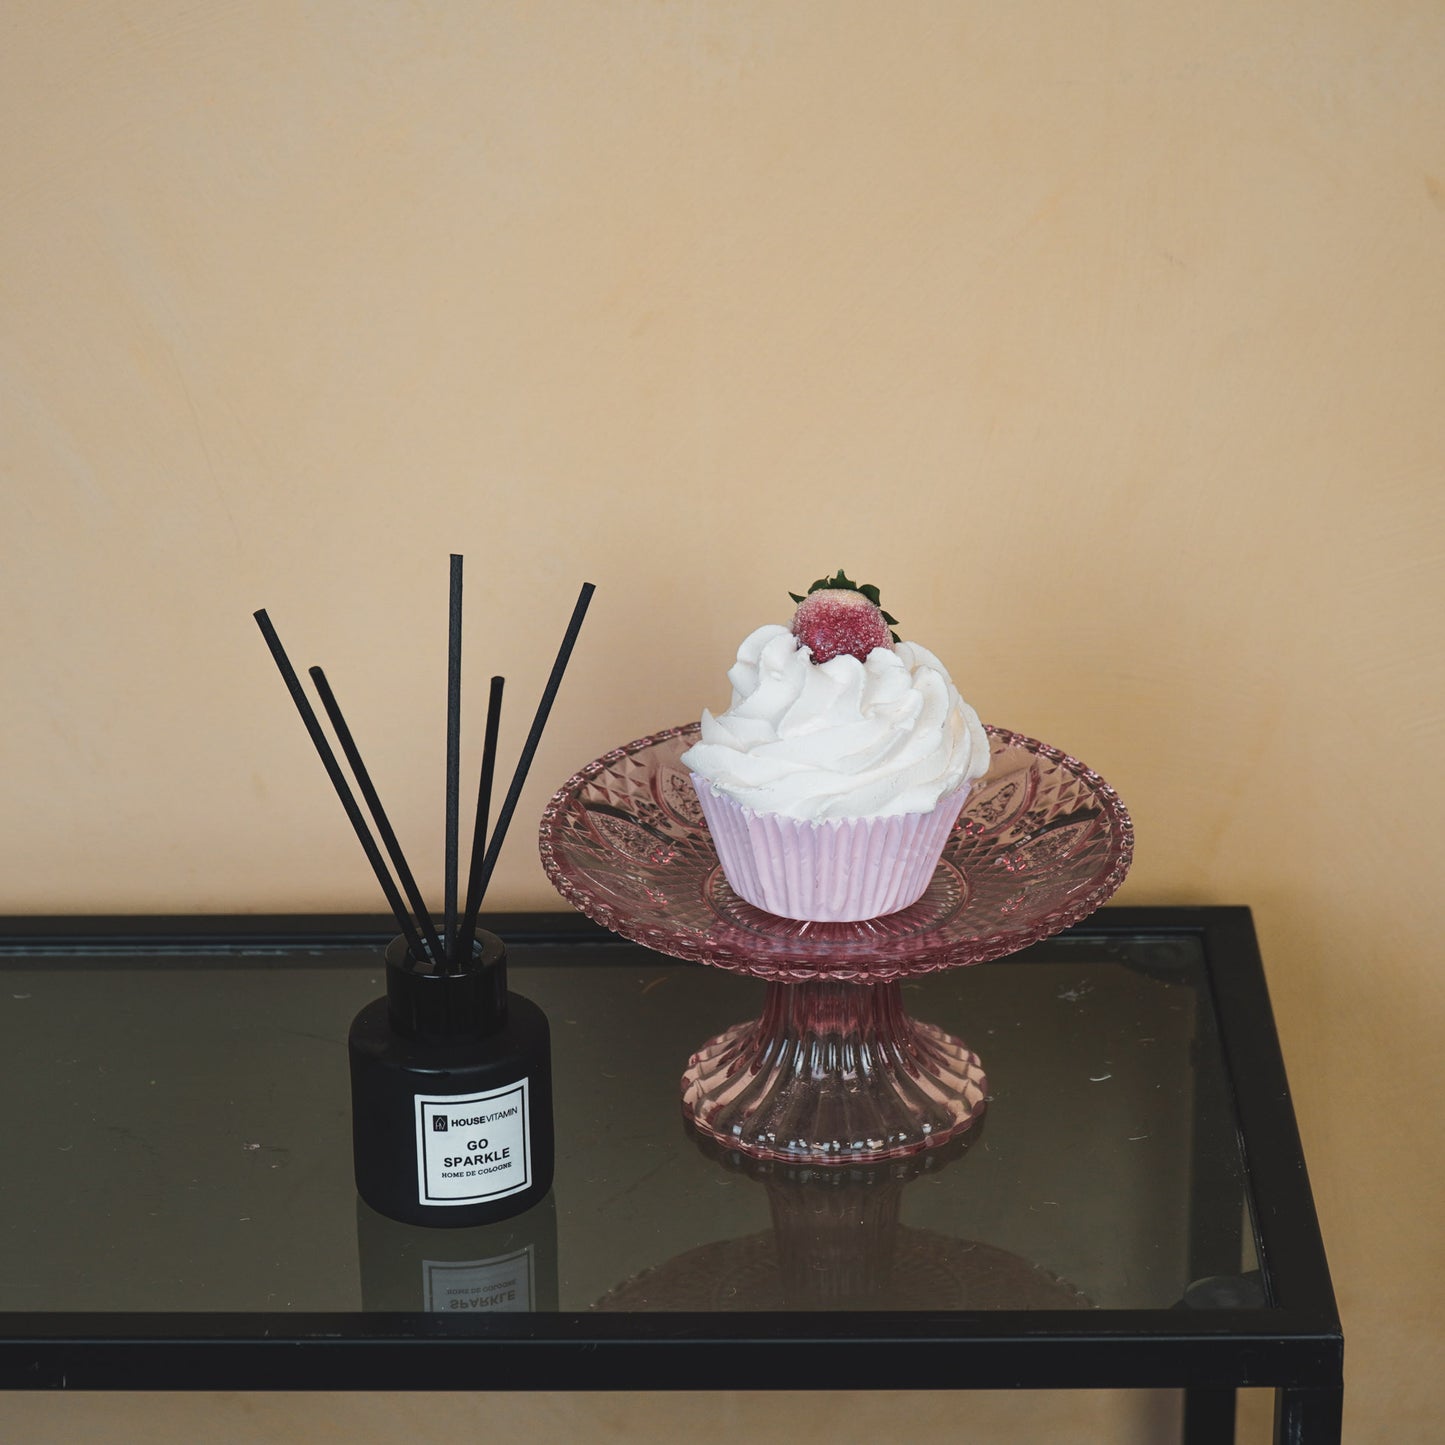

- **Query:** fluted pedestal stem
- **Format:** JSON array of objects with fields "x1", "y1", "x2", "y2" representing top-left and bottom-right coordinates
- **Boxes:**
[{"x1": 681, "y1": 977, "x2": 987, "y2": 1164}]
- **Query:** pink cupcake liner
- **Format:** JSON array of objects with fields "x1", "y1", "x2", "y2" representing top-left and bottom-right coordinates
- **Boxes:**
[{"x1": 690, "y1": 775, "x2": 972, "y2": 923}]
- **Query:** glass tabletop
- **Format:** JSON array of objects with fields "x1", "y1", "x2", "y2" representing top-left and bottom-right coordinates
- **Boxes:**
[{"x1": 0, "y1": 920, "x2": 1256, "y2": 1318}]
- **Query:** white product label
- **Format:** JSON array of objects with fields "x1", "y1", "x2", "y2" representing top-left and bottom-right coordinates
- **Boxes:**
[
  {"x1": 421, "y1": 1246, "x2": 534, "y2": 1314},
  {"x1": 414, "y1": 1079, "x2": 531, "y2": 1206}
]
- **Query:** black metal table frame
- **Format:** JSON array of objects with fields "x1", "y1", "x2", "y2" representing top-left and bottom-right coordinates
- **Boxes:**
[{"x1": 0, "y1": 907, "x2": 1342, "y2": 1444}]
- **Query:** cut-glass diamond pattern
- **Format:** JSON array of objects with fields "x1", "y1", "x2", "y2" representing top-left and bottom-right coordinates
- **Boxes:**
[{"x1": 540, "y1": 723, "x2": 1133, "y2": 983}]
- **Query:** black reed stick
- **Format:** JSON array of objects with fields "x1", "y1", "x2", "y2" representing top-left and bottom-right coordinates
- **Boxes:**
[
  {"x1": 253, "y1": 610, "x2": 430, "y2": 963},
  {"x1": 470, "y1": 582, "x2": 595, "y2": 911},
  {"x1": 309, "y1": 665, "x2": 443, "y2": 965},
  {"x1": 454, "y1": 674, "x2": 505, "y2": 969},
  {"x1": 444, "y1": 554, "x2": 463, "y2": 962}
]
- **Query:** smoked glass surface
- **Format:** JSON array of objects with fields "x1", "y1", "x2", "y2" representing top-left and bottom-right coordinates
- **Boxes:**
[{"x1": 0, "y1": 929, "x2": 1256, "y2": 1315}]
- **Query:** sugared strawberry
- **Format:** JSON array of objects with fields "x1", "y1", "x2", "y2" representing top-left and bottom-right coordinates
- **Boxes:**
[{"x1": 791, "y1": 587, "x2": 893, "y2": 664}]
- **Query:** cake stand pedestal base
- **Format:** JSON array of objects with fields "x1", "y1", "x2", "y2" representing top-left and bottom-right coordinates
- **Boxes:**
[{"x1": 681, "y1": 977, "x2": 988, "y2": 1165}]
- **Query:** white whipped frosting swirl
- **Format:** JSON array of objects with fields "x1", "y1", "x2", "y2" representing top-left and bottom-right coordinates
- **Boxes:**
[{"x1": 680, "y1": 624, "x2": 990, "y2": 822}]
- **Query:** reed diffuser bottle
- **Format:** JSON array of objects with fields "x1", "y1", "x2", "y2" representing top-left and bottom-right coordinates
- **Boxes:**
[
  {"x1": 256, "y1": 558, "x2": 592, "y2": 1229},
  {"x1": 348, "y1": 932, "x2": 553, "y2": 1227}
]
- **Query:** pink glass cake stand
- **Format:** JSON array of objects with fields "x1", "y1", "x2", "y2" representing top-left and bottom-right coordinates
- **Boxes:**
[{"x1": 539, "y1": 723, "x2": 1132, "y2": 1166}]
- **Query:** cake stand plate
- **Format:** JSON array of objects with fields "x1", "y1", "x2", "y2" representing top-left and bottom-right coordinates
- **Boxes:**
[{"x1": 540, "y1": 723, "x2": 1132, "y2": 1164}]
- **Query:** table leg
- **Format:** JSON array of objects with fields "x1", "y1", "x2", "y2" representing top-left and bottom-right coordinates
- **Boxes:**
[
  {"x1": 1183, "y1": 1387, "x2": 1235, "y2": 1444},
  {"x1": 1273, "y1": 1386, "x2": 1343, "y2": 1445},
  {"x1": 1181, "y1": 971, "x2": 1243, "y2": 1445}
]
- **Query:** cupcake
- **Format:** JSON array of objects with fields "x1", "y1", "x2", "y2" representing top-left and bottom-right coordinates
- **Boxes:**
[{"x1": 680, "y1": 571, "x2": 990, "y2": 922}]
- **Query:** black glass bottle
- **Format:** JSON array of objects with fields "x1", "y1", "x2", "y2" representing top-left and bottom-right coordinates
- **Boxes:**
[{"x1": 348, "y1": 931, "x2": 553, "y2": 1228}]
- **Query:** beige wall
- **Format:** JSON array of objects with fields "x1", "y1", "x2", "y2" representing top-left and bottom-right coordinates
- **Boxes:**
[{"x1": 3, "y1": 2, "x2": 1442, "y2": 1440}]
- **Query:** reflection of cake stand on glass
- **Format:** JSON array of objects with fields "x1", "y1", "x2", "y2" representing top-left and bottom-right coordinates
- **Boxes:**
[
  {"x1": 541, "y1": 723, "x2": 1132, "y2": 1166},
  {"x1": 594, "y1": 1134, "x2": 1093, "y2": 1313}
]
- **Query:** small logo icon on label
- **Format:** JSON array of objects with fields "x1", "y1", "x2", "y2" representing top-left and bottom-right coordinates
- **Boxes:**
[{"x1": 432, "y1": 1115, "x2": 449, "y2": 1132}]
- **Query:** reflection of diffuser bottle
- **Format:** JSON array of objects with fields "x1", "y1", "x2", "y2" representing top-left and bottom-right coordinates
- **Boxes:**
[
  {"x1": 349, "y1": 932, "x2": 553, "y2": 1228},
  {"x1": 356, "y1": 1192, "x2": 559, "y2": 1313}
]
